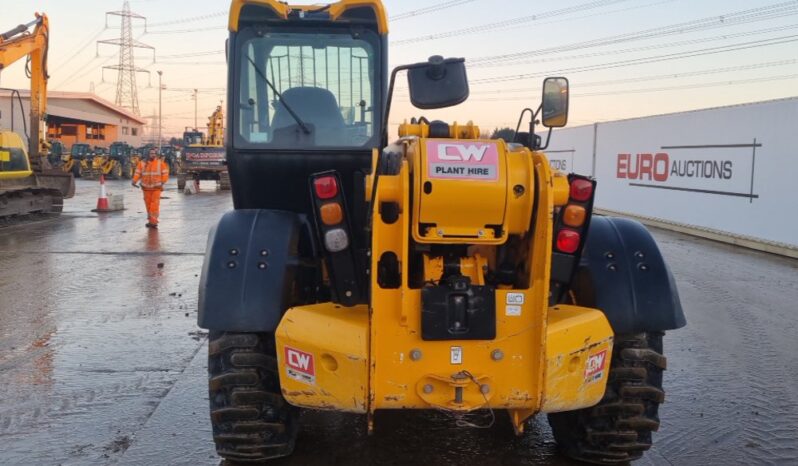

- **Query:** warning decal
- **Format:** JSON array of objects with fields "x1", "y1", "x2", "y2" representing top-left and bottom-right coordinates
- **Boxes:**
[
  {"x1": 584, "y1": 350, "x2": 608, "y2": 383},
  {"x1": 426, "y1": 141, "x2": 499, "y2": 181},
  {"x1": 284, "y1": 346, "x2": 316, "y2": 385}
]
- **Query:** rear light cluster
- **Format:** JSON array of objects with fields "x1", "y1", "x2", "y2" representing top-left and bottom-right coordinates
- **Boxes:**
[
  {"x1": 554, "y1": 175, "x2": 596, "y2": 255},
  {"x1": 312, "y1": 175, "x2": 348, "y2": 252},
  {"x1": 309, "y1": 171, "x2": 362, "y2": 307}
]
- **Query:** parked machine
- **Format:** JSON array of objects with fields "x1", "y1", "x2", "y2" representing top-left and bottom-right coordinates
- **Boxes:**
[
  {"x1": 47, "y1": 140, "x2": 66, "y2": 167},
  {"x1": 176, "y1": 105, "x2": 228, "y2": 191},
  {"x1": 197, "y1": 1, "x2": 686, "y2": 464},
  {"x1": 159, "y1": 145, "x2": 177, "y2": 175},
  {"x1": 0, "y1": 13, "x2": 74, "y2": 217},
  {"x1": 62, "y1": 143, "x2": 93, "y2": 177},
  {"x1": 84, "y1": 141, "x2": 133, "y2": 179}
]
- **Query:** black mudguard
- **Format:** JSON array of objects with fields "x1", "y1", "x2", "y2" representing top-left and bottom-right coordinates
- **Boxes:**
[
  {"x1": 198, "y1": 209, "x2": 302, "y2": 332},
  {"x1": 573, "y1": 216, "x2": 686, "y2": 334}
]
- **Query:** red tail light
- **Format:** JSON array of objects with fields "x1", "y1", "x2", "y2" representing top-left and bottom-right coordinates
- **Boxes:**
[
  {"x1": 314, "y1": 176, "x2": 338, "y2": 199},
  {"x1": 570, "y1": 179, "x2": 593, "y2": 202},
  {"x1": 556, "y1": 229, "x2": 581, "y2": 254}
]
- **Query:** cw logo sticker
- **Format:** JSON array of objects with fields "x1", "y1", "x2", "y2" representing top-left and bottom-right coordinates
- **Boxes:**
[
  {"x1": 437, "y1": 143, "x2": 490, "y2": 162},
  {"x1": 284, "y1": 346, "x2": 316, "y2": 385}
]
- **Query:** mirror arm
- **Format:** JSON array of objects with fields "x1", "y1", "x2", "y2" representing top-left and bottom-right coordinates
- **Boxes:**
[
  {"x1": 381, "y1": 64, "x2": 411, "y2": 148},
  {"x1": 538, "y1": 127, "x2": 553, "y2": 151},
  {"x1": 373, "y1": 64, "x2": 412, "y2": 234},
  {"x1": 514, "y1": 108, "x2": 534, "y2": 136},
  {"x1": 514, "y1": 107, "x2": 534, "y2": 149}
]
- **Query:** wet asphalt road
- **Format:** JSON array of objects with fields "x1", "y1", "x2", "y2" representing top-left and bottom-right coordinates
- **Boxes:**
[{"x1": 1, "y1": 178, "x2": 797, "y2": 465}]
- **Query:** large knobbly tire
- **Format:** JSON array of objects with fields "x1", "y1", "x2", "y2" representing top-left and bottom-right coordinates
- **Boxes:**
[
  {"x1": 208, "y1": 331, "x2": 299, "y2": 462},
  {"x1": 548, "y1": 332, "x2": 666, "y2": 464}
]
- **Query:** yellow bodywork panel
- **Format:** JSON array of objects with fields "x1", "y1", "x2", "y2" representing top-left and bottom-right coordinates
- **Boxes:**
[
  {"x1": 399, "y1": 121, "x2": 480, "y2": 139},
  {"x1": 273, "y1": 134, "x2": 611, "y2": 426},
  {"x1": 541, "y1": 305, "x2": 613, "y2": 413},
  {"x1": 229, "y1": 0, "x2": 388, "y2": 34},
  {"x1": 411, "y1": 138, "x2": 535, "y2": 244},
  {"x1": 0, "y1": 131, "x2": 32, "y2": 179},
  {"x1": 275, "y1": 303, "x2": 369, "y2": 413},
  {"x1": 367, "y1": 147, "x2": 551, "y2": 413}
]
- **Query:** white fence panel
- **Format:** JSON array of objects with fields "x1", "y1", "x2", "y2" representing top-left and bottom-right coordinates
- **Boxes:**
[
  {"x1": 543, "y1": 125, "x2": 595, "y2": 175},
  {"x1": 552, "y1": 98, "x2": 798, "y2": 249}
]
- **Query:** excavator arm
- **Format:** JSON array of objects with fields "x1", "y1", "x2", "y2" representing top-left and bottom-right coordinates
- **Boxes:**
[
  {"x1": 0, "y1": 13, "x2": 49, "y2": 163},
  {"x1": 206, "y1": 105, "x2": 224, "y2": 147}
]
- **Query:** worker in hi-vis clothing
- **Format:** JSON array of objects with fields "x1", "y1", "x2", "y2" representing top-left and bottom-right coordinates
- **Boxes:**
[{"x1": 132, "y1": 147, "x2": 170, "y2": 229}]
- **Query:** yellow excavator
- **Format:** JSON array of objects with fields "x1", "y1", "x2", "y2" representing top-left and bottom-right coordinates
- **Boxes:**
[
  {"x1": 0, "y1": 13, "x2": 74, "y2": 217},
  {"x1": 176, "y1": 105, "x2": 229, "y2": 191}
]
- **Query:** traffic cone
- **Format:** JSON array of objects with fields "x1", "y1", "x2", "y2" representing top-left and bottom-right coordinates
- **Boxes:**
[
  {"x1": 92, "y1": 174, "x2": 125, "y2": 213},
  {"x1": 96, "y1": 175, "x2": 110, "y2": 210}
]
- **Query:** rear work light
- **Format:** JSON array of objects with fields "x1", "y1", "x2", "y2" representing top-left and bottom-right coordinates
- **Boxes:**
[
  {"x1": 314, "y1": 176, "x2": 338, "y2": 199},
  {"x1": 324, "y1": 228, "x2": 349, "y2": 252},
  {"x1": 556, "y1": 229, "x2": 581, "y2": 254},
  {"x1": 570, "y1": 178, "x2": 593, "y2": 202},
  {"x1": 320, "y1": 202, "x2": 343, "y2": 225}
]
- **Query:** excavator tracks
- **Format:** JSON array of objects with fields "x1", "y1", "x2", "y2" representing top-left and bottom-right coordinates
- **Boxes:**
[{"x1": 0, "y1": 188, "x2": 63, "y2": 221}]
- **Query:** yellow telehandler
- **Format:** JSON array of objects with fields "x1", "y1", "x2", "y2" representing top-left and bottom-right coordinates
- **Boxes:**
[{"x1": 198, "y1": 1, "x2": 685, "y2": 463}]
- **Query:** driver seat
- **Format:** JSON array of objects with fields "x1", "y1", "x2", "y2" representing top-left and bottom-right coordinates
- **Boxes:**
[{"x1": 271, "y1": 87, "x2": 345, "y2": 136}]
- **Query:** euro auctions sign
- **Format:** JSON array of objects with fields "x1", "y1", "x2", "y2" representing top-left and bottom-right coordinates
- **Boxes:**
[
  {"x1": 616, "y1": 142, "x2": 759, "y2": 200},
  {"x1": 547, "y1": 98, "x2": 798, "y2": 249}
]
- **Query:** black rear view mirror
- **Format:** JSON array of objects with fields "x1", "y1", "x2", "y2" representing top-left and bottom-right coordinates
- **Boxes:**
[
  {"x1": 382, "y1": 56, "x2": 470, "y2": 146},
  {"x1": 541, "y1": 77, "x2": 569, "y2": 128},
  {"x1": 406, "y1": 56, "x2": 469, "y2": 110}
]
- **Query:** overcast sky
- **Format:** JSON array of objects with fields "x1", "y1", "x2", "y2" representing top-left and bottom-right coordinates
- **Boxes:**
[{"x1": 1, "y1": 0, "x2": 797, "y2": 138}]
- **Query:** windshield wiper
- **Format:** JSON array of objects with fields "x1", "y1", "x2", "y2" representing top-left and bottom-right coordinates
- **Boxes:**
[{"x1": 246, "y1": 56, "x2": 311, "y2": 135}]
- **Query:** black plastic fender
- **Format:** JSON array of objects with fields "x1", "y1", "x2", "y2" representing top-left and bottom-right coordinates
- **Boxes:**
[
  {"x1": 573, "y1": 216, "x2": 686, "y2": 334},
  {"x1": 198, "y1": 209, "x2": 302, "y2": 332}
]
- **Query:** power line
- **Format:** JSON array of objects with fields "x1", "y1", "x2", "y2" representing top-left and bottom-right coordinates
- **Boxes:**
[
  {"x1": 149, "y1": 61, "x2": 225, "y2": 66},
  {"x1": 144, "y1": 26, "x2": 226, "y2": 35},
  {"x1": 53, "y1": 31, "x2": 150, "y2": 90},
  {"x1": 466, "y1": 72, "x2": 798, "y2": 101},
  {"x1": 142, "y1": 0, "x2": 480, "y2": 35},
  {"x1": 469, "y1": 23, "x2": 798, "y2": 69},
  {"x1": 574, "y1": 73, "x2": 798, "y2": 98},
  {"x1": 391, "y1": 0, "x2": 478, "y2": 21},
  {"x1": 51, "y1": 27, "x2": 107, "y2": 71},
  {"x1": 401, "y1": 59, "x2": 798, "y2": 97},
  {"x1": 470, "y1": 34, "x2": 798, "y2": 84},
  {"x1": 157, "y1": 50, "x2": 224, "y2": 59},
  {"x1": 392, "y1": 0, "x2": 633, "y2": 45},
  {"x1": 146, "y1": 11, "x2": 226, "y2": 27},
  {"x1": 470, "y1": 1, "x2": 798, "y2": 66}
]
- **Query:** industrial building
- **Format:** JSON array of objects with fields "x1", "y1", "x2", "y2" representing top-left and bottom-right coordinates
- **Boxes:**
[{"x1": 0, "y1": 90, "x2": 146, "y2": 149}]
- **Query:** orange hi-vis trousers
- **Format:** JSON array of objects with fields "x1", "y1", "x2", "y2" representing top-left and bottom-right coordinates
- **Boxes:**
[{"x1": 142, "y1": 188, "x2": 162, "y2": 225}]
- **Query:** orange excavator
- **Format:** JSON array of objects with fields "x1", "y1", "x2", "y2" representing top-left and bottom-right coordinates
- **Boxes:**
[{"x1": 0, "y1": 13, "x2": 74, "y2": 217}]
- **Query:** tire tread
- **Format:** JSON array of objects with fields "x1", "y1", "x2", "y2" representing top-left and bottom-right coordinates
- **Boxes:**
[
  {"x1": 548, "y1": 332, "x2": 666, "y2": 464},
  {"x1": 208, "y1": 331, "x2": 298, "y2": 462}
]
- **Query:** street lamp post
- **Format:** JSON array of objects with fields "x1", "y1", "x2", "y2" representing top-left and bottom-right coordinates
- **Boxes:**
[
  {"x1": 193, "y1": 88, "x2": 198, "y2": 130},
  {"x1": 157, "y1": 70, "x2": 163, "y2": 154}
]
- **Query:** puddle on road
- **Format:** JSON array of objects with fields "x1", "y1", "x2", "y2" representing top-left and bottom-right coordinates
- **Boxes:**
[{"x1": 0, "y1": 179, "x2": 232, "y2": 464}]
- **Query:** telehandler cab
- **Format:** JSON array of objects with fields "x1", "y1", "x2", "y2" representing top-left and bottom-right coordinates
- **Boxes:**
[{"x1": 198, "y1": 1, "x2": 685, "y2": 463}]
